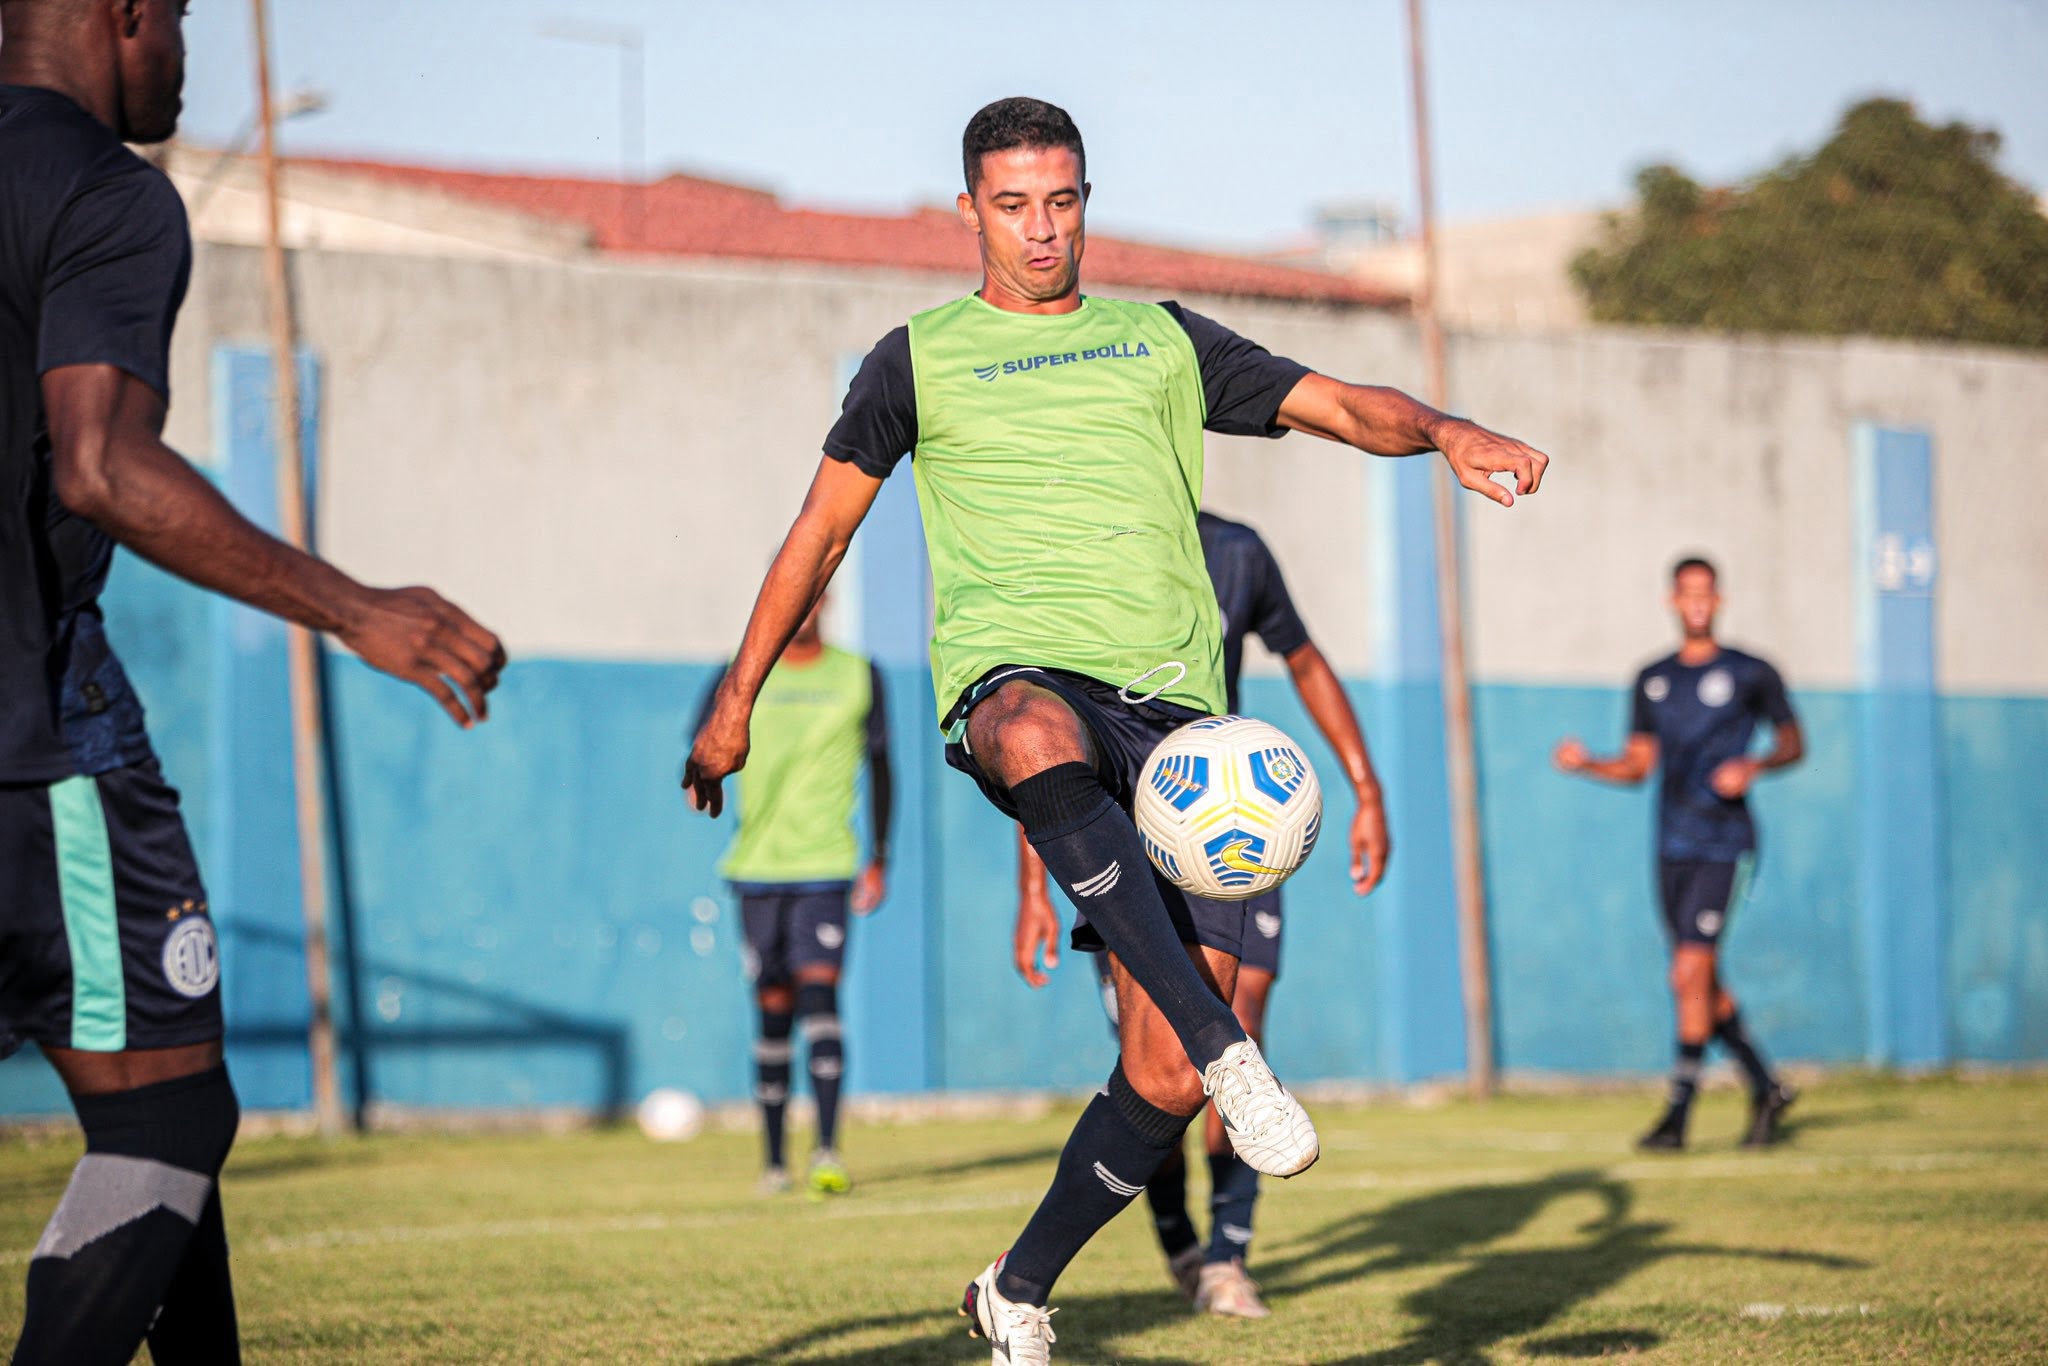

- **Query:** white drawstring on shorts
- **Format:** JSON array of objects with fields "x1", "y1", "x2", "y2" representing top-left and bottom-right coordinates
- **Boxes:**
[{"x1": 1119, "y1": 660, "x2": 1186, "y2": 705}]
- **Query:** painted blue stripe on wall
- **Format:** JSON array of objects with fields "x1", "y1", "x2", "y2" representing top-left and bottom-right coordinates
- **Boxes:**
[{"x1": 1853, "y1": 424, "x2": 1947, "y2": 1068}]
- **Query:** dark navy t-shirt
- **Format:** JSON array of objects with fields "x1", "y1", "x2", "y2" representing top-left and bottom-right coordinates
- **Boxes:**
[
  {"x1": 1198, "y1": 511, "x2": 1309, "y2": 713},
  {"x1": 1629, "y1": 647, "x2": 1797, "y2": 863},
  {"x1": 0, "y1": 85, "x2": 185, "y2": 781}
]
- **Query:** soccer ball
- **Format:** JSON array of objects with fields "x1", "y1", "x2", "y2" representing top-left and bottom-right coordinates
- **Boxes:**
[
  {"x1": 636, "y1": 1087, "x2": 705, "y2": 1142},
  {"x1": 1133, "y1": 715, "x2": 1323, "y2": 901}
]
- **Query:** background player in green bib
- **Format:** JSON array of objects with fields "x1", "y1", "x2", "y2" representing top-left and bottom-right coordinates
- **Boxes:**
[
  {"x1": 684, "y1": 97, "x2": 1550, "y2": 1364},
  {"x1": 693, "y1": 594, "x2": 891, "y2": 1197}
]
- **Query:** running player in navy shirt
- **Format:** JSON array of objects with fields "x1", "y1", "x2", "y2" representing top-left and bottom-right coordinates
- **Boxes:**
[
  {"x1": 1013, "y1": 510, "x2": 1390, "y2": 1317},
  {"x1": 2, "y1": 4, "x2": 503, "y2": 1360},
  {"x1": 1554, "y1": 558, "x2": 1802, "y2": 1151}
]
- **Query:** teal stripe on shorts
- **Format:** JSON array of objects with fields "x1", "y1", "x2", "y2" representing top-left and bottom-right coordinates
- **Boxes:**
[{"x1": 51, "y1": 776, "x2": 126, "y2": 1051}]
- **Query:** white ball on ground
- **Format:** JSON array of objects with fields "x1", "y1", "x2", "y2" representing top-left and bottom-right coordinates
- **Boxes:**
[
  {"x1": 1134, "y1": 715, "x2": 1323, "y2": 901},
  {"x1": 636, "y1": 1087, "x2": 705, "y2": 1142}
]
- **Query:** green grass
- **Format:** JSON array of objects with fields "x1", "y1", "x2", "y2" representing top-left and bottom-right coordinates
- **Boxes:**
[{"x1": 2, "y1": 1075, "x2": 2045, "y2": 1362}]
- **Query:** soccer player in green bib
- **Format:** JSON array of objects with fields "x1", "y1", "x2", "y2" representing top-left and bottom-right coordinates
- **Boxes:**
[
  {"x1": 693, "y1": 595, "x2": 891, "y2": 1198},
  {"x1": 685, "y1": 97, "x2": 1551, "y2": 1364}
]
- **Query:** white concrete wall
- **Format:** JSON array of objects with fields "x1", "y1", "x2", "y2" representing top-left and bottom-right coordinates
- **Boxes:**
[{"x1": 167, "y1": 245, "x2": 2048, "y2": 696}]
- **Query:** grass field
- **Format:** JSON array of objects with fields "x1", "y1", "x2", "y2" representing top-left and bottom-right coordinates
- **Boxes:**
[{"x1": 1, "y1": 1075, "x2": 2043, "y2": 1363}]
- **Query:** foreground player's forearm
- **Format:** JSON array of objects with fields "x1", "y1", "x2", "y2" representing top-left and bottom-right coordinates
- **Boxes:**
[
  {"x1": 713, "y1": 463, "x2": 879, "y2": 718},
  {"x1": 47, "y1": 378, "x2": 368, "y2": 633},
  {"x1": 1277, "y1": 373, "x2": 1455, "y2": 456}
]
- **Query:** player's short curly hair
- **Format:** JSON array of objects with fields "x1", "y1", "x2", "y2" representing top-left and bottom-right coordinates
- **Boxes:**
[
  {"x1": 1672, "y1": 556, "x2": 1718, "y2": 583},
  {"x1": 961, "y1": 97, "x2": 1086, "y2": 194}
]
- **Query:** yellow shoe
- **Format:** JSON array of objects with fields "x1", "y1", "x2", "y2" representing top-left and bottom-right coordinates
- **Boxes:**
[{"x1": 806, "y1": 1149, "x2": 851, "y2": 1199}]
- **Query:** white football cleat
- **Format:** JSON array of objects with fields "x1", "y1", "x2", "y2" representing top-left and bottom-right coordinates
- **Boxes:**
[
  {"x1": 1203, "y1": 1039, "x2": 1319, "y2": 1178},
  {"x1": 1195, "y1": 1259, "x2": 1271, "y2": 1319},
  {"x1": 961, "y1": 1255, "x2": 1058, "y2": 1366}
]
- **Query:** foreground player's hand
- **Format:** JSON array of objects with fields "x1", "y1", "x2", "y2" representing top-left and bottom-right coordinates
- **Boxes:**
[
  {"x1": 852, "y1": 862, "x2": 887, "y2": 915},
  {"x1": 1552, "y1": 738, "x2": 1589, "y2": 773},
  {"x1": 1350, "y1": 791, "x2": 1391, "y2": 896},
  {"x1": 1438, "y1": 420, "x2": 1550, "y2": 508},
  {"x1": 682, "y1": 706, "x2": 749, "y2": 817},
  {"x1": 1013, "y1": 893, "x2": 1061, "y2": 989},
  {"x1": 340, "y1": 586, "x2": 506, "y2": 728},
  {"x1": 1710, "y1": 757, "x2": 1758, "y2": 799}
]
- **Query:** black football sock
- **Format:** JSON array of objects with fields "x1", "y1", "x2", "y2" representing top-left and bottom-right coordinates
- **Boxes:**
[
  {"x1": 1143, "y1": 1140, "x2": 1198, "y2": 1258},
  {"x1": 755, "y1": 1006, "x2": 794, "y2": 1170},
  {"x1": 997, "y1": 1065, "x2": 1194, "y2": 1306},
  {"x1": 1714, "y1": 1011, "x2": 1777, "y2": 1100},
  {"x1": 144, "y1": 1187, "x2": 240, "y2": 1365},
  {"x1": 1204, "y1": 1150, "x2": 1261, "y2": 1265},
  {"x1": 797, "y1": 982, "x2": 844, "y2": 1153},
  {"x1": 1666, "y1": 1041, "x2": 1706, "y2": 1120},
  {"x1": 1013, "y1": 764, "x2": 1244, "y2": 1071},
  {"x1": 15, "y1": 1065, "x2": 240, "y2": 1366}
]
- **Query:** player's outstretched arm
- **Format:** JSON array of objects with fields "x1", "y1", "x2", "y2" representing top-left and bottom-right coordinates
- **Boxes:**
[
  {"x1": 1283, "y1": 641, "x2": 1391, "y2": 895},
  {"x1": 42, "y1": 364, "x2": 505, "y2": 727},
  {"x1": 1275, "y1": 373, "x2": 1550, "y2": 507},
  {"x1": 1553, "y1": 733, "x2": 1658, "y2": 785},
  {"x1": 683, "y1": 456, "x2": 883, "y2": 816},
  {"x1": 1012, "y1": 828, "x2": 1062, "y2": 989}
]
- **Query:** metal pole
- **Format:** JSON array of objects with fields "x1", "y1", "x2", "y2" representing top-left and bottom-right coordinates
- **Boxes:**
[
  {"x1": 1407, "y1": 0, "x2": 1496, "y2": 1099},
  {"x1": 251, "y1": 0, "x2": 345, "y2": 1135}
]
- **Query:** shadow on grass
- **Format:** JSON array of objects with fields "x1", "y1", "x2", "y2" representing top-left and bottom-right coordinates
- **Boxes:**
[
  {"x1": 859, "y1": 1144, "x2": 1065, "y2": 1189},
  {"x1": 707, "y1": 1167, "x2": 1866, "y2": 1364}
]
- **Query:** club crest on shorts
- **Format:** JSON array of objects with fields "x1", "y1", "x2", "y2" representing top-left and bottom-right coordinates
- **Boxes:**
[
  {"x1": 815, "y1": 921, "x2": 845, "y2": 950},
  {"x1": 161, "y1": 917, "x2": 220, "y2": 999},
  {"x1": 1255, "y1": 909, "x2": 1281, "y2": 939}
]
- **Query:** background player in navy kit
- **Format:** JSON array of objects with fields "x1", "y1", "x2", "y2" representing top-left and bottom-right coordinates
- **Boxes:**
[
  {"x1": 1554, "y1": 557, "x2": 1801, "y2": 1151},
  {"x1": 1013, "y1": 510, "x2": 1390, "y2": 1317},
  {"x1": 692, "y1": 595, "x2": 891, "y2": 1199},
  {"x1": 0, "y1": 3, "x2": 504, "y2": 1360}
]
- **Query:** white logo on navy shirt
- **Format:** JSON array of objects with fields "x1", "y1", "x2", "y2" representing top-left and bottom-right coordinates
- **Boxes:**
[
  {"x1": 1698, "y1": 669, "x2": 1735, "y2": 708},
  {"x1": 1644, "y1": 676, "x2": 1671, "y2": 703}
]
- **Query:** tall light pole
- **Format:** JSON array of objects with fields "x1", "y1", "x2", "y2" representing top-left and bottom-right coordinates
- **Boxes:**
[
  {"x1": 539, "y1": 19, "x2": 646, "y2": 248},
  {"x1": 250, "y1": 0, "x2": 345, "y2": 1135},
  {"x1": 1406, "y1": 0, "x2": 1496, "y2": 1099}
]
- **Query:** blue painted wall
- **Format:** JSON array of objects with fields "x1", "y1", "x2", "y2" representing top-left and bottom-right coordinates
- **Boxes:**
[
  {"x1": 6, "y1": 560, "x2": 2042, "y2": 1118},
  {"x1": 3, "y1": 392, "x2": 2042, "y2": 1114}
]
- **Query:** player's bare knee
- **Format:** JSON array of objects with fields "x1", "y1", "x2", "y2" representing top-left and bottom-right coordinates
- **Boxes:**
[
  {"x1": 793, "y1": 966, "x2": 840, "y2": 988},
  {"x1": 968, "y1": 683, "x2": 1090, "y2": 788},
  {"x1": 757, "y1": 983, "x2": 796, "y2": 1013}
]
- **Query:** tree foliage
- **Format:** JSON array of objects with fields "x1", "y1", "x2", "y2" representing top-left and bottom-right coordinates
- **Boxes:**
[{"x1": 1572, "y1": 98, "x2": 2048, "y2": 347}]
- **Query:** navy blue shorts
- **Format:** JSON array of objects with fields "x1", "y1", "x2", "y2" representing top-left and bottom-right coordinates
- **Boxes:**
[
  {"x1": 0, "y1": 759, "x2": 222, "y2": 1058},
  {"x1": 1658, "y1": 855, "x2": 1754, "y2": 947},
  {"x1": 735, "y1": 882, "x2": 850, "y2": 986},
  {"x1": 944, "y1": 665, "x2": 1251, "y2": 964}
]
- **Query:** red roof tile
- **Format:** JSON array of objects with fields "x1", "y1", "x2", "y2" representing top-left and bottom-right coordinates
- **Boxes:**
[{"x1": 292, "y1": 156, "x2": 1403, "y2": 308}]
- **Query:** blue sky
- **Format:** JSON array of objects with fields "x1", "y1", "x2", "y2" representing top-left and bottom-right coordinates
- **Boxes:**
[{"x1": 179, "y1": 0, "x2": 2048, "y2": 252}]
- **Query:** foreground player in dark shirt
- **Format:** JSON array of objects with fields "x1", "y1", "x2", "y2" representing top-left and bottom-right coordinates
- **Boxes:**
[
  {"x1": 1554, "y1": 558, "x2": 1802, "y2": 1151},
  {"x1": 1014, "y1": 510, "x2": 1390, "y2": 1319},
  {"x1": 1, "y1": 3, "x2": 504, "y2": 1360}
]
